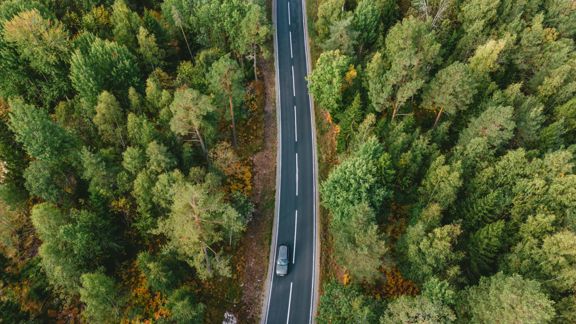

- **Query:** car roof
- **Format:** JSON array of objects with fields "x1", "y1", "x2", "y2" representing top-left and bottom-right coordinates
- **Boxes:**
[{"x1": 278, "y1": 245, "x2": 288, "y2": 258}]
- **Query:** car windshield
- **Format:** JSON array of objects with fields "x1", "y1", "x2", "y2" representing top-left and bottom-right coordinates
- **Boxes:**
[{"x1": 277, "y1": 258, "x2": 288, "y2": 266}]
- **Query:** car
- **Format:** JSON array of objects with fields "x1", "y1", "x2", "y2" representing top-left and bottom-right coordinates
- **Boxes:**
[{"x1": 276, "y1": 245, "x2": 289, "y2": 276}]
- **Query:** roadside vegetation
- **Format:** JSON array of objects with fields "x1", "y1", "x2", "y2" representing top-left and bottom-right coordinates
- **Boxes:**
[
  {"x1": 0, "y1": 0, "x2": 272, "y2": 322},
  {"x1": 309, "y1": 0, "x2": 576, "y2": 322}
]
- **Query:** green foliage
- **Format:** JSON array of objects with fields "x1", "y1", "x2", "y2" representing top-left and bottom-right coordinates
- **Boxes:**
[
  {"x1": 381, "y1": 294, "x2": 456, "y2": 324},
  {"x1": 80, "y1": 272, "x2": 125, "y2": 324},
  {"x1": 467, "y1": 220, "x2": 506, "y2": 278},
  {"x1": 321, "y1": 136, "x2": 394, "y2": 219},
  {"x1": 460, "y1": 272, "x2": 555, "y2": 323},
  {"x1": 317, "y1": 282, "x2": 378, "y2": 324},
  {"x1": 165, "y1": 287, "x2": 205, "y2": 323},
  {"x1": 70, "y1": 37, "x2": 140, "y2": 106},
  {"x1": 156, "y1": 181, "x2": 245, "y2": 279},
  {"x1": 418, "y1": 155, "x2": 462, "y2": 210},
  {"x1": 308, "y1": 50, "x2": 350, "y2": 114}
]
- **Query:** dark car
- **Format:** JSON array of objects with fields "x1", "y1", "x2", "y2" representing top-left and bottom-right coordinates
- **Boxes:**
[{"x1": 276, "y1": 245, "x2": 289, "y2": 276}]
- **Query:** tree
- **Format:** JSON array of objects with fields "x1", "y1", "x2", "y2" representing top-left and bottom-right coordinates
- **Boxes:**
[
  {"x1": 421, "y1": 62, "x2": 477, "y2": 126},
  {"x1": 381, "y1": 294, "x2": 456, "y2": 323},
  {"x1": 70, "y1": 37, "x2": 140, "y2": 106},
  {"x1": 3, "y1": 9, "x2": 69, "y2": 75},
  {"x1": 332, "y1": 203, "x2": 388, "y2": 283},
  {"x1": 165, "y1": 287, "x2": 205, "y2": 323},
  {"x1": 93, "y1": 91, "x2": 126, "y2": 146},
  {"x1": 367, "y1": 17, "x2": 440, "y2": 119},
  {"x1": 460, "y1": 272, "x2": 555, "y2": 323},
  {"x1": 110, "y1": 0, "x2": 140, "y2": 50},
  {"x1": 156, "y1": 181, "x2": 245, "y2": 279},
  {"x1": 321, "y1": 17, "x2": 358, "y2": 56},
  {"x1": 467, "y1": 38, "x2": 508, "y2": 76},
  {"x1": 9, "y1": 98, "x2": 79, "y2": 165},
  {"x1": 352, "y1": 0, "x2": 382, "y2": 54},
  {"x1": 24, "y1": 160, "x2": 74, "y2": 204},
  {"x1": 80, "y1": 272, "x2": 125, "y2": 324},
  {"x1": 308, "y1": 50, "x2": 350, "y2": 115},
  {"x1": 457, "y1": 105, "x2": 515, "y2": 151},
  {"x1": 208, "y1": 54, "x2": 244, "y2": 148},
  {"x1": 317, "y1": 282, "x2": 378, "y2": 324},
  {"x1": 467, "y1": 220, "x2": 505, "y2": 278},
  {"x1": 316, "y1": 0, "x2": 345, "y2": 41},
  {"x1": 321, "y1": 136, "x2": 394, "y2": 219},
  {"x1": 170, "y1": 88, "x2": 215, "y2": 155},
  {"x1": 137, "y1": 252, "x2": 183, "y2": 294},
  {"x1": 418, "y1": 155, "x2": 462, "y2": 210},
  {"x1": 137, "y1": 26, "x2": 165, "y2": 70},
  {"x1": 237, "y1": 3, "x2": 270, "y2": 80},
  {"x1": 146, "y1": 141, "x2": 176, "y2": 174}
]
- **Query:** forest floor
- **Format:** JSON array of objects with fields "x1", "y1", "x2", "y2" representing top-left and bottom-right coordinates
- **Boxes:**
[{"x1": 235, "y1": 57, "x2": 277, "y2": 322}]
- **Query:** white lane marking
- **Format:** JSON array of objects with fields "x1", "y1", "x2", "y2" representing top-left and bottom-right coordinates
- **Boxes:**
[
  {"x1": 288, "y1": 2, "x2": 291, "y2": 26},
  {"x1": 292, "y1": 65, "x2": 296, "y2": 97},
  {"x1": 294, "y1": 105, "x2": 298, "y2": 142},
  {"x1": 293, "y1": 210, "x2": 297, "y2": 264},
  {"x1": 289, "y1": 31, "x2": 293, "y2": 58},
  {"x1": 296, "y1": 153, "x2": 299, "y2": 196},
  {"x1": 287, "y1": 282, "x2": 293, "y2": 324}
]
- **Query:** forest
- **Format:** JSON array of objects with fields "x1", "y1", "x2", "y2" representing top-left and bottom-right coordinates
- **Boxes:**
[
  {"x1": 0, "y1": 0, "x2": 271, "y2": 322},
  {"x1": 310, "y1": 0, "x2": 576, "y2": 323}
]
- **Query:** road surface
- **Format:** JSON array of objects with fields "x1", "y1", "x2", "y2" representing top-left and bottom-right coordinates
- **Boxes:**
[{"x1": 262, "y1": 0, "x2": 318, "y2": 323}]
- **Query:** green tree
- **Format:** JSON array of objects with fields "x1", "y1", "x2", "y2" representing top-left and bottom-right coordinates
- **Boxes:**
[
  {"x1": 316, "y1": 0, "x2": 345, "y2": 41},
  {"x1": 460, "y1": 272, "x2": 555, "y2": 323},
  {"x1": 467, "y1": 220, "x2": 505, "y2": 278},
  {"x1": 352, "y1": 0, "x2": 382, "y2": 54},
  {"x1": 317, "y1": 281, "x2": 378, "y2": 324},
  {"x1": 367, "y1": 17, "x2": 440, "y2": 119},
  {"x1": 381, "y1": 294, "x2": 456, "y2": 324},
  {"x1": 457, "y1": 105, "x2": 515, "y2": 152},
  {"x1": 137, "y1": 26, "x2": 165, "y2": 70},
  {"x1": 418, "y1": 156, "x2": 462, "y2": 210},
  {"x1": 80, "y1": 272, "x2": 125, "y2": 324},
  {"x1": 156, "y1": 181, "x2": 245, "y2": 279},
  {"x1": 70, "y1": 37, "x2": 140, "y2": 106},
  {"x1": 208, "y1": 54, "x2": 244, "y2": 148},
  {"x1": 93, "y1": 91, "x2": 126, "y2": 147},
  {"x1": 237, "y1": 2, "x2": 270, "y2": 80},
  {"x1": 110, "y1": 0, "x2": 140, "y2": 50},
  {"x1": 137, "y1": 252, "x2": 183, "y2": 294},
  {"x1": 9, "y1": 98, "x2": 79, "y2": 165},
  {"x1": 170, "y1": 88, "x2": 215, "y2": 155},
  {"x1": 332, "y1": 203, "x2": 387, "y2": 283},
  {"x1": 308, "y1": 50, "x2": 350, "y2": 115},
  {"x1": 322, "y1": 17, "x2": 358, "y2": 56},
  {"x1": 165, "y1": 287, "x2": 205, "y2": 323},
  {"x1": 421, "y1": 62, "x2": 477, "y2": 126},
  {"x1": 321, "y1": 136, "x2": 394, "y2": 219}
]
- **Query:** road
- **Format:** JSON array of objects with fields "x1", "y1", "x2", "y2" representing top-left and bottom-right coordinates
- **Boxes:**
[{"x1": 262, "y1": 0, "x2": 318, "y2": 323}]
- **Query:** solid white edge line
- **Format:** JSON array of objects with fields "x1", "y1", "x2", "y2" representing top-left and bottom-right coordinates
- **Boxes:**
[
  {"x1": 292, "y1": 65, "x2": 296, "y2": 97},
  {"x1": 289, "y1": 31, "x2": 293, "y2": 58},
  {"x1": 300, "y1": 0, "x2": 320, "y2": 323},
  {"x1": 296, "y1": 153, "x2": 299, "y2": 197},
  {"x1": 263, "y1": 0, "x2": 282, "y2": 322},
  {"x1": 288, "y1": 1, "x2": 291, "y2": 26},
  {"x1": 293, "y1": 210, "x2": 298, "y2": 264},
  {"x1": 294, "y1": 105, "x2": 298, "y2": 142},
  {"x1": 287, "y1": 282, "x2": 293, "y2": 324}
]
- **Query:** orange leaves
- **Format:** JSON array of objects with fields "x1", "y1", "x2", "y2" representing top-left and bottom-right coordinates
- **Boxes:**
[{"x1": 381, "y1": 268, "x2": 419, "y2": 298}]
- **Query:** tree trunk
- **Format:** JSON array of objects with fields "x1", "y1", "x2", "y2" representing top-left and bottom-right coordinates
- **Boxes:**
[
  {"x1": 253, "y1": 44, "x2": 258, "y2": 81},
  {"x1": 194, "y1": 127, "x2": 207, "y2": 156},
  {"x1": 180, "y1": 26, "x2": 193, "y2": 59},
  {"x1": 203, "y1": 246, "x2": 212, "y2": 276},
  {"x1": 229, "y1": 95, "x2": 238, "y2": 148},
  {"x1": 391, "y1": 101, "x2": 399, "y2": 121},
  {"x1": 433, "y1": 106, "x2": 444, "y2": 128}
]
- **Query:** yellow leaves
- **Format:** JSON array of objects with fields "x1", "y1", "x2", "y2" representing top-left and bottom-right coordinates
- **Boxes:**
[
  {"x1": 342, "y1": 271, "x2": 351, "y2": 285},
  {"x1": 344, "y1": 65, "x2": 357, "y2": 86},
  {"x1": 111, "y1": 197, "x2": 132, "y2": 215},
  {"x1": 382, "y1": 268, "x2": 419, "y2": 298}
]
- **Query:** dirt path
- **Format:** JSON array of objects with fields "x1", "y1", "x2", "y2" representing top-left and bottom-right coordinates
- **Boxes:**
[{"x1": 236, "y1": 57, "x2": 277, "y2": 322}]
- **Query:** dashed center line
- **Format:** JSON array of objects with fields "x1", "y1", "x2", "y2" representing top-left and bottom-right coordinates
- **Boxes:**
[
  {"x1": 296, "y1": 153, "x2": 299, "y2": 196},
  {"x1": 289, "y1": 31, "x2": 293, "y2": 58},
  {"x1": 294, "y1": 105, "x2": 298, "y2": 142},
  {"x1": 292, "y1": 65, "x2": 296, "y2": 97},
  {"x1": 293, "y1": 210, "x2": 297, "y2": 264},
  {"x1": 287, "y1": 2, "x2": 291, "y2": 26},
  {"x1": 286, "y1": 282, "x2": 293, "y2": 324}
]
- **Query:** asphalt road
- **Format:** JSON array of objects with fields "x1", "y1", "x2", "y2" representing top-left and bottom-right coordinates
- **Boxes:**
[{"x1": 262, "y1": 0, "x2": 318, "y2": 323}]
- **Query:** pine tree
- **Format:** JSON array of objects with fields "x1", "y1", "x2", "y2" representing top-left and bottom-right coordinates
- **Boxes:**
[{"x1": 468, "y1": 220, "x2": 506, "y2": 278}]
